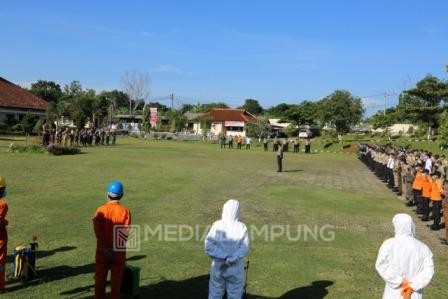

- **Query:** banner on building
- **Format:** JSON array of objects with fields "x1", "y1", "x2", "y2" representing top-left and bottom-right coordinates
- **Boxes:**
[
  {"x1": 149, "y1": 108, "x2": 158, "y2": 126},
  {"x1": 224, "y1": 121, "x2": 244, "y2": 127}
]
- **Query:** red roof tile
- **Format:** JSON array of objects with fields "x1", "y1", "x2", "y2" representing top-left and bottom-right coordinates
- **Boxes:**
[
  {"x1": 0, "y1": 77, "x2": 48, "y2": 111},
  {"x1": 204, "y1": 108, "x2": 257, "y2": 123}
]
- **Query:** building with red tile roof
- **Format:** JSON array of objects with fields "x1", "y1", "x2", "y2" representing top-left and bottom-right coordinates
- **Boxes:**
[
  {"x1": 0, "y1": 77, "x2": 48, "y2": 124},
  {"x1": 202, "y1": 108, "x2": 257, "y2": 137}
]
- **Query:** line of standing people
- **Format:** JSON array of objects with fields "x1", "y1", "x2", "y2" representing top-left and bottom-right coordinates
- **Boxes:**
[{"x1": 359, "y1": 144, "x2": 448, "y2": 241}]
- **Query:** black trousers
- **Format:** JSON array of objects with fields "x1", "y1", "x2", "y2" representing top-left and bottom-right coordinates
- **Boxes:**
[
  {"x1": 422, "y1": 197, "x2": 430, "y2": 219},
  {"x1": 433, "y1": 200, "x2": 442, "y2": 226},
  {"x1": 413, "y1": 189, "x2": 422, "y2": 205},
  {"x1": 277, "y1": 156, "x2": 283, "y2": 172},
  {"x1": 387, "y1": 169, "x2": 394, "y2": 188},
  {"x1": 293, "y1": 145, "x2": 298, "y2": 152},
  {"x1": 263, "y1": 143, "x2": 268, "y2": 151}
]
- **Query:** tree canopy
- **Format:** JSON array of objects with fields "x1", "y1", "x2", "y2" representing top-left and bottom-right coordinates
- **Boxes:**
[
  {"x1": 29, "y1": 80, "x2": 63, "y2": 103},
  {"x1": 318, "y1": 90, "x2": 364, "y2": 134},
  {"x1": 241, "y1": 98, "x2": 263, "y2": 115}
]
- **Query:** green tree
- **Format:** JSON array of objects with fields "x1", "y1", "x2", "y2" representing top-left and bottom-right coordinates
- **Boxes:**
[
  {"x1": 264, "y1": 103, "x2": 292, "y2": 117},
  {"x1": 46, "y1": 101, "x2": 66, "y2": 127},
  {"x1": 241, "y1": 99, "x2": 263, "y2": 115},
  {"x1": 318, "y1": 90, "x2": 364, "y2": 134},
  {"x1": 73, "y1": 109, "x2": 87, "y2": 129},
  {"x1": 192, "y1": 102, "x2": 229, "y2": 113},
  {"x1": 368, "y1": 108, "x2": 398, "y2": 130},
  {"x1": 406, "y1": 75, "x2": 448, "y2": 106},
  {"x1": 245, "y1": 118, "x2": 269, "y2": 138},
  {"x1": 63, "y1": 81, "x2": 83, "y2": 98},
  {"x1": 142, "y1": 105, "x2": 152, "y2": 133},
  {"x1": 400, "y1": 75, "x2": 448, "y2": 137},
  {"x1": 285, "y1": 101, "x2": 318, "y2": 125},
  {"x1": 199, "y1": 116, "x2": 213, "y2": 136},
  {"x1": 29, "y1": 80, "x2": 63, "y2": 103},
  {"x1": 21, "y1": 112, "x2": 36, "y2": 135},
  {"x1": 97, "y1": 90, "x2": 129, "y2": 110},
  {"x1": 168, "y1": 109, "x2": 187, "y2": 132},
  {"x1": 439, "y1": 110, "x2": 448, "y2": 148},
  {"x1": 180, "y1": 104, "x2": 194, "y2": 114}
]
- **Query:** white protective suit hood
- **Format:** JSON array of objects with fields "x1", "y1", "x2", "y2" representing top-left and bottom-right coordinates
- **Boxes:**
[
  {"x1": 375, "y1": 213, "x2": 434, "y2": 299},
  {"x1": 392, "y1": 213, "x2": 415, "y2": 237},
  {"x1": 222, "y1": 199, "x2": 240, "y2": 221}
]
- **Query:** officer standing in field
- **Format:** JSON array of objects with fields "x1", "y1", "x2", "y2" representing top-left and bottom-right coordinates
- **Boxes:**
[
  {"x1": 263, "y1": 137, "x2": 268, "y2": 152},
  {"x1": 276, "y1": 141, "x2": 284, "y2": 172}
]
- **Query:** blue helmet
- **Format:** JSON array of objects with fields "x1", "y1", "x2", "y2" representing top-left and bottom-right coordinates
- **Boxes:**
[{"x1": 108, "y1": 181, "x2": 124, "y2": 198}]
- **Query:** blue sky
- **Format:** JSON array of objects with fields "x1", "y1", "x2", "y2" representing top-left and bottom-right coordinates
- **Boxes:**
[{"x1": 1, "y1": 1, "x2": 447, "y2": 115}]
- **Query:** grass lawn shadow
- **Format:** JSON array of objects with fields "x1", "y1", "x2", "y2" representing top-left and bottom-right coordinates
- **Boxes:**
[{"x1": 282, "y1": 169, "x2": 304, "y2": 173}]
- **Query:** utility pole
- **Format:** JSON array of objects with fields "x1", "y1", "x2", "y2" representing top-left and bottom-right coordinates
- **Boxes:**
[
  {"x1": 383, "y1": 92, "x2": 388, "y2": 115},
  {"x1": 170, "y1": 93, "x2": 174, "y2": 109}
]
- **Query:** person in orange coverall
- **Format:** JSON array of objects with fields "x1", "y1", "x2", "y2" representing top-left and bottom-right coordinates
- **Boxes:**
[
  {"x1": 93, "y1": 181, "x2": 131, "y2": 299},
  {"x1": 0, "y1": 176, "x2": 8, "y2": 293}
]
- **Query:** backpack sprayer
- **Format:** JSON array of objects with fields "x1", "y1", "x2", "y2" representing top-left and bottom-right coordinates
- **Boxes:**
[{"x1": 12, "y1": 236, "x2": 38, "y2": 281}]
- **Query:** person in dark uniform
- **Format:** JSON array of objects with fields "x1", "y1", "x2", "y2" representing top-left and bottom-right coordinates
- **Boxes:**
[
  {"x1": 276, "y1": 142, "x2": 284, "y2": 172},
  {"x1": 105, "y1": 129, "x2": 110, "y2": 145},
  {"x1": 100, "y1": 128, "x2": 106, "y2": 145},
  {"x1": 220, "y1": 134, "x2": 226, "y2": 149},
  {"x1": 112, "y1": 130, "x2": 117, "y2": 145},
  {"x1": 305, "y1": 138, "x2": 311, "y2": 154},
  {"x1": 42, "y1": 120, "x2": 50, "y2": 146},
  {"x1": 228, "y1": 135, "x2": 234, "y2": 149},
  {"x1": 263, "y1": 137, "x2": 268, "y2": 152}
]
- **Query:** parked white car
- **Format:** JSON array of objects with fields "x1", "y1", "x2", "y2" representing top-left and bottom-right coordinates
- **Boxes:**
[{"x1": 298, "y1": 129, "x2": 309, "y2": 138}]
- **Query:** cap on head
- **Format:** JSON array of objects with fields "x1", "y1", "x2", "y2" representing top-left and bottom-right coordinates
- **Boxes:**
[{"x1": 107, "y1": 180, "x2": 124, "y2": 199}]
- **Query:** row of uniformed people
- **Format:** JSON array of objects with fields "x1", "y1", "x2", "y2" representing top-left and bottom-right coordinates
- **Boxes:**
[{"x1": 359, "y1": 144, "x2": 448, "y2": 243}]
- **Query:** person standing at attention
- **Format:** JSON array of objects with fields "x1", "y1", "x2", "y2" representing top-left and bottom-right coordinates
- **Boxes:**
[
  {"x1": 245, "y1": 136, "x2": 251, "y2": 150},
  {"x1": 276, "y1": 142, "x2": 284, "y2": 172},
  {"x1": 93, "y1": 181, "x2": 131, "y2": 299}
]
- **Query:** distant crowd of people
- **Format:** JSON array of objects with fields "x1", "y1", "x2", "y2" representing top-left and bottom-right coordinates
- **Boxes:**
[
  {"x1": 218, "y1": 134, "x2": 312, "y2": 153},
  {"x1": 41, "y1": 121, "x2": 117, "y2": 147},
  {"x1": 359, "y1": 144, "x2": 448, "y2": 240}
]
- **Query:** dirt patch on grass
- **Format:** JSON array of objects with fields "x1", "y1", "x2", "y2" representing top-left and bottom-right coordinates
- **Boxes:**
[{"x1": 344, "y1": 143, "x2": 359, "y2": 154}]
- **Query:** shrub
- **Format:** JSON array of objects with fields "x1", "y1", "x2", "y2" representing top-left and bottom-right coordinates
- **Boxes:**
[
  {"x1": 161, "y1": 133, "x2": 167, "y2": 139},
  {"x1": 7, "y1": 143, "x2": 46, "y2": 154},
  {"x1": 130, "y1": 133, "x2": 140, "y2": 138},
  {"x1": 46, "y1": 144, "x2": 81, "y2": 155},
  {"x1": 12, "y1": 124, "x2": 23, "y2": 132}
]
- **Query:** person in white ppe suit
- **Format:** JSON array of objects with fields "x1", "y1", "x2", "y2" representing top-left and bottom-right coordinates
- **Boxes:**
[
  {"x1": 375, "y1": 213, "x2": 434, "y2": 299},
  {"x1": 205, "y1": 199, "x2": 249, "y2": 299}
]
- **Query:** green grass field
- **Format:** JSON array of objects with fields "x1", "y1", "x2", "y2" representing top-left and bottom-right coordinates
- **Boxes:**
[{"x1": 1, "y1": 137, "x2": 448, "y2": 298}]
